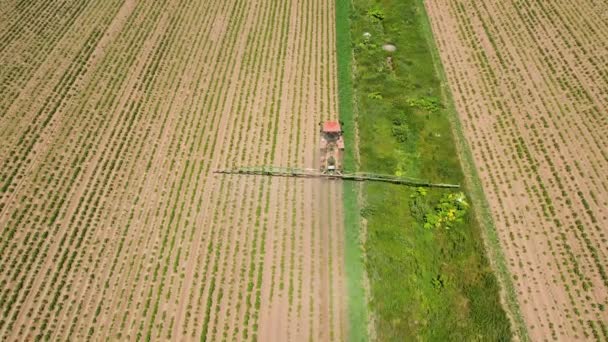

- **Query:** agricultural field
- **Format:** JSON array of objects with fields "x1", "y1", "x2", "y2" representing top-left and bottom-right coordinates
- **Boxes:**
[
  {"x1": 426, "y1": 0, "x2": 608, "y2": 340},
  {"x1": 0, "y1": 0, "x2": 348, "y2": 340}
]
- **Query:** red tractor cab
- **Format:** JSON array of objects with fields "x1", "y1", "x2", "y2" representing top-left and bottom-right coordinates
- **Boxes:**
[{"x1": 319, "y1": 121, "x2": 344, "y2": 174}]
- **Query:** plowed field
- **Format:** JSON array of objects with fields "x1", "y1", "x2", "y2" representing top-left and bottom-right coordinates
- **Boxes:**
[
  {"x1": 426, "y1": 0, "x2": 608, "y2": 340},
  {"x1": 0, "y1": 0, "x2": 346, "y2": 340}
]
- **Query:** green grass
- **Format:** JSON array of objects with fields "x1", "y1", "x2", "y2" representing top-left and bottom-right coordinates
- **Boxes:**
[
  {"x1": 336, "y1": 0, "x2": 519, "y2": 340},
  {"x1": 336, "y1": 0, "x2": 368, "y2": 341}
]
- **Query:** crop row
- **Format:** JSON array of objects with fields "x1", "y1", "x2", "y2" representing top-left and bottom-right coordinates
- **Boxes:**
[
  {"x1": 0, "y1": 0, "x2": 178, "y2": 338},
  {"x1": 427, "y1": 0, "x2": 608, "y2": 340},
  {"x1": 3, "y1": 0, "x2": 152, "y2": 332},
  {"x1": 0, "y1": 0, "x2": 346, "y2": 340}
]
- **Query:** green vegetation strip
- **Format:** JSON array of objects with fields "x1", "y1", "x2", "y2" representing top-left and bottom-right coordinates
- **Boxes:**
[
  {"x1": 336, "y1": 0, "x2": 368, "y2": 341},
  {"x1": 337, "y1": 0, "x2": 523, "y2": 340}
]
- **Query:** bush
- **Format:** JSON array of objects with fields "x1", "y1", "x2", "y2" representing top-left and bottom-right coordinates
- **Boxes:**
[
  {"x1": 406, "y1": 97, "x2": 442, "y2": 113},
  {"x1": 367, "y1": 7, "x2": 385, "y2": 21},
  {"x1": 367, "y1": 91, "x2": 383, "y2": 100},
  {"x1": 391, "y1": 122, "x2": 409, "y2": 143},
  {"x1": 424, "y1": 192, "x2": 469, "y2": 230}
]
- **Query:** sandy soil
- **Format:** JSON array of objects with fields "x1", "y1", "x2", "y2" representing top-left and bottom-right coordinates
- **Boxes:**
[
  {"x1": 0, "y1": 0, "x2": 346, "y2": 341},
  {"x1": 426, "y1": 0, "x2": 608, "y2": 340}
]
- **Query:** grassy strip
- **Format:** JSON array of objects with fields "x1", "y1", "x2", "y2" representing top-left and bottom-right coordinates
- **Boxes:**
[
  {"x1": 335, "y1": 0, "x2": 368, "y2": 341},
  {"x1": 416, "y1": 1, "x2": 529, "y2": 340},
  {"x1": 342, "y1": 0, "x2": 515, "y2": 340}
]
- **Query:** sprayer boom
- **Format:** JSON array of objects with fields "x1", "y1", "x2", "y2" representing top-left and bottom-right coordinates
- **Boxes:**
[{"x1": 214, "y1": 167, "x2": 459, "y2": 189}]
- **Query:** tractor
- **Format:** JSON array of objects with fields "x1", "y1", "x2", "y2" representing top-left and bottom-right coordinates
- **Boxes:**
[{"x1": 319, "y1": 121, "x2": 344, "y2": 174}]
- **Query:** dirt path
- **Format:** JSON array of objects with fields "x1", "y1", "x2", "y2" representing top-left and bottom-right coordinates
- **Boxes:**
[{"x1": 426, "y1": 0, "x2": 608, "y2": 340}]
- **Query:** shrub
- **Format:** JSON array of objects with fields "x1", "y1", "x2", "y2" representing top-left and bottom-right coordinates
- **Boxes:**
[
  {"x1": 367, "y1": 91, "x2": 383, "y2": 100},
  {"x1": 424, "y1": 192, "x2": 469, "y2": 230},
  {"x1": 406, "y1": 97, "x2": 442, "y2": 113},
  {"x1": 391, "y1": 122, "x2": 410, "y2": 143},
  {"x1": 366, "y1": 7, "x2": 385, "y2": 21}
]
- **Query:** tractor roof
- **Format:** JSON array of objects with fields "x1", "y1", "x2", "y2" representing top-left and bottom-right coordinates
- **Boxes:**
[{"x1": 322, "y1": 121, "x2": 341, "y2": 133}]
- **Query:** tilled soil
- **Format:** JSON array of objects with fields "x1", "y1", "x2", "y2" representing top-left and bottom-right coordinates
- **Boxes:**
[
  {"x1": 426, "y1": 0, "x2": 608, "y2": 340},
  {"x1": 0, "y1": 0, "x2": 346, "y2": 340}
]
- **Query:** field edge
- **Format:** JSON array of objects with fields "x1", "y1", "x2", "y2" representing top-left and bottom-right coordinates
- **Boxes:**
[
  {"x1": 417, "y1": 0, "x2": 529, "y2": 340},
  {"x1": 336, "y1": 0, "x2": 370, "y2": 341}
]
